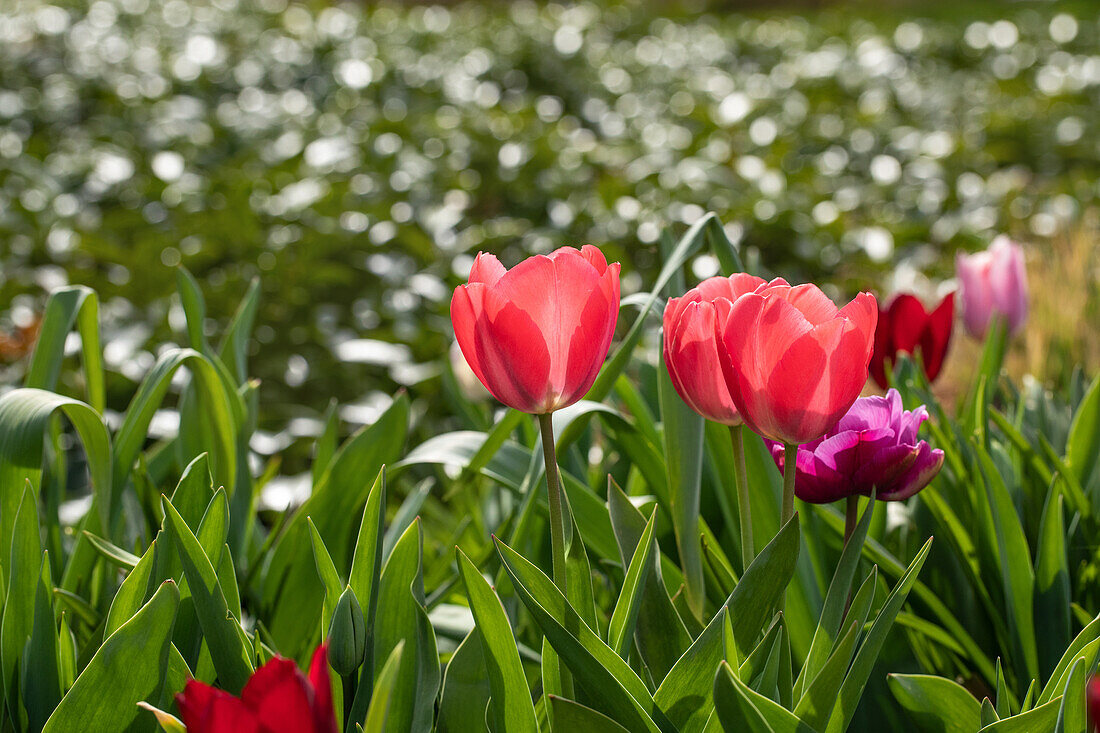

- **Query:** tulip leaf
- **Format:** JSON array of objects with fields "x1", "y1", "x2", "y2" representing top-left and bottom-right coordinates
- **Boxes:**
[
  {"x1": 105, "y1": 538, "x2": 158, "y2": 636},
  {"x1": 825, "y1": 537, "x2": 932, "y2": 733},
  {"x1": 42, "y1": 581, "x2": 180, "y2": 733},
  {"x1": 795, "y1": 495, "x2": 874, "y2": 699},
  {"x1": 24, "y1": 285, "x2": 104, "y2": 412},
  {"x1": 22, "y1": 552, "x2": 61, "y2": 733},
  {"x1": 607, "y1": 478, "x2": 691, "y2": 681},
  {"x1": 308, "y1": 518, "x2": 343, "y2": 638},
  {"x1": 373, "y1": 519, "x2": 440, "y2": 733},
  {"x1": 493, "y1": 536, "x2": 672, "y2": 733},
  {"x1": 978, "y1": 697, "x2": 1061, "y2": 732},
  {"x1": 1, "y1": 482, "x2": 42, "y2": 720},
  {"x1": 652, "y1": 607, "x2": 731, "y2": 733},
  {"x1": 363, "y1": 641, "x2": 405, "y2": 733},
  {"x1": 549, "y1": 696, "x2": 632, "y2": 733},
  {"x1": 264, "y1": 394, "x2": 407, "y2": 656},
  {"x1": 1053, "y1": 657, "x2": 1086, "y2": 733},
  {"x1": 1039, "y1": 613, "x2": 1100, "y2": 704},
  {"x1": 1066, "y1": 372, "x2": 1100, "y2": 496},
  {"x1": 346, "y1": 469, "x2": 387, "y2": 727},
  {"x1": 1035, "y1": 488, "x2": 1071, "y2": 681},
  {"x1": 886, "y1": 674, "x2": 982, "y2": 733},
  {"x1": 607, "y1": 507, "x2": 657, "y2": 658},
  {"x1": 436, "y1": 628, "x2": 489, "y2": 733},
  {"x1": 713, "y1": 661, "x2": 814, "y2": 733},
  {"x1": 793, "y1": 619, "x2": 863, "y2": 731},
  {"x1": 725, "y1": 513, "x2": 800, "y2": 661},
  {"x1": 161, "y1": 494, "x2": 254, "y2": 693},
  {"x1": 457, "y1": 549, "x2": 538, "y2": 733}
]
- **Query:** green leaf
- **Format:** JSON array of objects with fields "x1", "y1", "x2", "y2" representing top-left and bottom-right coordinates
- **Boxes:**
[
  {"x1": 713, "y1": 661, "x2": 815, "y2": 733},
  {"x1": 608, "y1": 508, "x2": 657, "y2": 658},
  {"x1": 347, "y1": 469, "x2": 386, "y2": 727},
  {"x1": 974, "y1": 443, "x2": 1039, "y2": 685},
  {"x1": 161, "y1": 494, "x2": 254, "y2": 693},
  {"x1": 57, "y1": 614, "x2": 76, "y2": 693},
  {"x1": 794, "y1": 619, "x2": 863, "y2": 731},
  {"x1": 22, "y1": 552, "x2": 61, "y2": 733},
  {"x1": 494, "y1": 536, "x2": 671, "y2": 733},
  {"x1": 887, "y1": 674, "x2": 982, "y2": 733},
  {"x1": 42, "y1": 581, "x2": 180, "y2": 733},
  {"x1": 216, "y1": 276, "x2": 261, "y2": 386},
  {"x1": 795, "y1": 496, "x2": 873, "y2": 699},
  {"x1": 265, "y1": 395, "x2": 408, "y2": 656},
  {"x1": 1035, "y1": 488, "x2": 1071, "y2": 681},
  {"x1": 1066, "y1": 373, "x2": 1100, "y2": 495},
  {"x1": 457, "y1": 549, "x2": 538, "y2": 733},
  {"x1": 0, "y1": 390, "x2": 111, "y2": 553},
  {"x1": 373, "y1": 519, "x2": 440, "y2": 733},
  {"x1": 978, "y1": 697, "x2": 1061, "y2": 732},
  {"x1": 309, "y1": 518, "x2": 343, "y2": 638},
  {"x1": 826, "y1": 538, "x2": 933, "y2": 733},
  {"x1": 82, "y1": 531, "x2": 140, "y2": 569},
  {"x1": 550, "y1": 696, "x2": 632, "y2": 733},
  {"x1": 1, "y1": 482, "x2": 43, "y2": 718},
  {"x1": 653, "y1": 607, "x2": 731, "y2": 733},
  {"x1": 436, "y1": 627, "x2": 490, "y2": 733},
  {"x1": 312, "y1": 400, "x2": 341, "y2": 487},
  {"x1": 1054, "y1": 657, "x2": 1086, "y2": 733},
  {"x1": 105, "y1": 538, "x2": 157, "y2": 636},
  {"x1": 24, "y1": 285, "x2": 104, "y2": 412},
  {"x1": 363, "y1": 641, "x2": 405, "y2": 733},
  {"x1": 607, "y1": 478, "x2": 690, "y2": 681},
  {"x1": 1040, "y1": 613, "x2": 1100, "y2": 704},
  {"x1": 725, "y1": 514, "x2": 801, "y2": 660}
]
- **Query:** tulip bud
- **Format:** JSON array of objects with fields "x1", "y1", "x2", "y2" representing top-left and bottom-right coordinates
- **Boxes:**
[{"x1": 327, "y1": 587, "x2": 365, "y2": 676}]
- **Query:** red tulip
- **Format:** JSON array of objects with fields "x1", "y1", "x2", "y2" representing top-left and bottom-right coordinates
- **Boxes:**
[
  {"x1": 176, "y1": 644, "x2": 336, "y2": 733},
  {"x1": 715, "y1": 278, "x2": 877, "y2": 445},
  {"x1": 451, "y1": 246, "x2": 620, "y2": 414},
  {"x1": 663, "y1": 273, "x2": 767, "y2": 425},
  {"x1": 870, "y1": 293, "x2": 955, "y2": 389},
  {"x1": 1089, "y1": 675, "x2": 1100, "y2": 733}
]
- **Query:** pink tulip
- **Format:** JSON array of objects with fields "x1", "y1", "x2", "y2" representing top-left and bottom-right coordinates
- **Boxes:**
[
  {"x1": 955, "y1": 236, "x2": 1028, "y2": 339},
  {"x1": 450, "y1": 246, "x2": 620, "y2": 414},
  {"x1": 663, "y1": 273, "x2": 767, "y2": 425},
  {"x1": 715, "y1": 278, "x2": 878, "y2": 445}
]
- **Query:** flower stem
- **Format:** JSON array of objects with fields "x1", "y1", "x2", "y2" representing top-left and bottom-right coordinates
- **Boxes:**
[
  {"x1": 844, "y1": 495, "x2": 859, "y2": 546},
  {"x1": 781, "y1": 443, "x2": 797, "y2": 525},
  {"x1": 537, "y1": 413, "x2": 569, "y2": 600},
  {"x1": 730, "y1": 425, "x2": 754, "y2": 568}
]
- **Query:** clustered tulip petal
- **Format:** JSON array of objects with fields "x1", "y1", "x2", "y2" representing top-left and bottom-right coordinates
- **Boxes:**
[
  {"x1": 450, "y1": 245, "x2": 620, "y2": 414},
  {"x1": 663, "y1": 273, "x2": 766, "y2": 426},
  {"x1": 956, "y1": 235, "x2": 1028, "y2": 339},
  {"x1": 176, "y1": 644, "x2": 336, "y2": 733},
  {"x1": 767, "y1": 389, "x2": 944, "y2": 504},
  {"x1": 715, "y1": 278, "x2": 878, "y2": 445},
  {"x1": 870, "y1": 292, "x2": 955, "y2": 389}
]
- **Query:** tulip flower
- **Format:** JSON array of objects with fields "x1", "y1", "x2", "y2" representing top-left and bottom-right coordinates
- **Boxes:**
[
  {"x1": 715, "y1": 278, "x2": 877, "y2": 525},
  {"x1": 955, "y1": 235, "x2": 1028, "y2": 339},
  {"x1": 176, "y1": 644, "x2": 336, "y2": 733},
  {"x1": 1088, "y1": 675, "x2": 1100, "y2": 732},
  {"x1": 450, "y1": 245, "x2": 620, "y2": 415},
  {"x1": 664, "y1": 272, "x2": 766, "y2": 565},
  {"x1": 767, "y1": 389, "x2": 944, "y2": 540},
  {"x1": 451, "y1": 244, "x2": 620, "y2": 684},
  {"x1": 870, "y1": 293, "x2": 955, "y2": 389}
]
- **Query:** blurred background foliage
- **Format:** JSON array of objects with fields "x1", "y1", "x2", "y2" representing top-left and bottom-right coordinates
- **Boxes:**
[{"x1": 1, "y1": 0, "x2": 1099, "y2": 470}]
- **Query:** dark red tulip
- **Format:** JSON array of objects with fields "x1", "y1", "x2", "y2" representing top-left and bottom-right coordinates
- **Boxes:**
[
  {"x1": 176, "y1": 644, "x2": 336, "y2": 733},
  {"x1": 1089, "y1": 675, "x2": 1100, "y2": 732},
  {"x1": 870, "y1": 293, "x2": 954, "y2": 389}
]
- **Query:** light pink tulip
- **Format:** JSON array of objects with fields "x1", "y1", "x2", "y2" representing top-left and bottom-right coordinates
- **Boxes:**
[{"x1": 955, "y1": 236, "x2": 1028, "y2": 339}]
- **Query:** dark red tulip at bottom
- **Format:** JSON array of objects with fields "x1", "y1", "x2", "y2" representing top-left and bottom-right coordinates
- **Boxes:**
[{"x1": 175, "y1": 644, "x2": 336, "y2": 733}]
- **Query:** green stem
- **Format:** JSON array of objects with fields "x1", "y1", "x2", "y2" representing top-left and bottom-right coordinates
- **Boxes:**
[
  {"x1": 844, "y1": 495, "x2": 859, "y2": 546},
  {"x1": 538, "y1": 413, "x2": 568, "y2": 599},
  {"x1": 781, "y1": 443, "x2": 797, "y2": 525},
  {"x1": 730, "y1": 425, "x2": 754, "y2": 568}
]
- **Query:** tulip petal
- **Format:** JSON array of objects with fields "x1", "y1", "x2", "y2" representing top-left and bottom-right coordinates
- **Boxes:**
[
  {"x1": 177, "y1": 681, "x2": 260, "y2": 733},
  {"x1": 956, "y1": 251, "x2": 995, "y2": 338},
  {"x1": 779, "y1": 283, "x2": 840, "y2": 325},
  {"x1": 664, "y1": 300, "x2": 741, "y2": 425},
  {"x1": 308, "y1": 644, "x2": 337, "y2": 733},
  {"x1": 838, "y1": 291, "x2": 879, "y2": 357},
  {"x1": 242, "y1": 657, "x2": 318, "y2": 733},
  {"x1": 878, "y1": 443, "x2": 944, "y2": 500},
  {"x1": 559, "y1": 264, "x2": 620, "y2": 408},
  {"x1": 578, "y1": 244, "x2": 609, "y2": 274},
  {"x1": 694, "y1": 272, "x2": 767, "y2": 304},
  {"x1": 922, "y1": 292, "x2": 955, "y2": 381},
  {"x1": 451, "y1": 284, "x2": 493, "y2": 398},
  {"x1": 468, "y1": 252, "x2": 506, "y2": 286}
]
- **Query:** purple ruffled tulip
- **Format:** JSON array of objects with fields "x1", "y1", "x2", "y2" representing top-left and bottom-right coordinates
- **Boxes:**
[{"x1": 767, "y1": 389, "x2": 944, "y2": 504}]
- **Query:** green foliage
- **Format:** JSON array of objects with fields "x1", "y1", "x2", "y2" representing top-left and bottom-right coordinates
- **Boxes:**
[{"x1": 2, "y1": 214, "x2": 1099, "y2": 733}]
